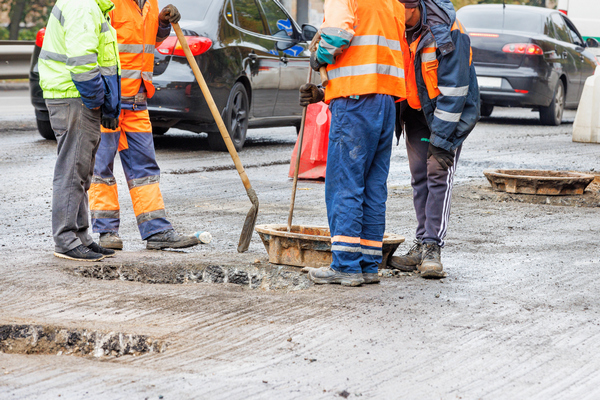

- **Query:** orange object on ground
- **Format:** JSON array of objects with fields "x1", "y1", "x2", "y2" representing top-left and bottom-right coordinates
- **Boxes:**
[{"x1": 289, "y1": 102, "x2": 331, "y2": 180}]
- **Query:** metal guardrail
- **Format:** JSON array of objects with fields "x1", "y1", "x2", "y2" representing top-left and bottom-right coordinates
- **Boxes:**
[{"x1": 0, "y1": 40, "x2": 35, "y2": 80}]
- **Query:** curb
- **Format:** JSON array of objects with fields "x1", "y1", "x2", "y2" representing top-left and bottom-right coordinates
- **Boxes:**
[{"x1": 0, "y1": 82, "x2": 29, "y2": 91}]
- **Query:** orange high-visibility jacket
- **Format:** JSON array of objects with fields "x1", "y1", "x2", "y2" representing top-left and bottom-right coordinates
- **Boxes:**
[
  {"x1": 109, "y1": 0, "x2": 161, "y2": 99},
  {"x1": 317, "y1": 0, "x2": 408, "y2": 103}
]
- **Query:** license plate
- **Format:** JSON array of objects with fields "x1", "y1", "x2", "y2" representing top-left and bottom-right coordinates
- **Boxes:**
[{"x1": 478, "y1": 77, "x2": 502, "y2": 88}]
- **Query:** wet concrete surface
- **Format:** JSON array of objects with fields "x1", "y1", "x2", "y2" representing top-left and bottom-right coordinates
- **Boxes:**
[{"x1": 1, "y1": 105, "x2": 600, "y2": 399}]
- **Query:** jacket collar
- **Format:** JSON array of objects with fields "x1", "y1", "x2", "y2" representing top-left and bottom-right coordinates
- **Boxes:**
[{"x1": 96, "y1": 0, "x2": 115, "y2": 14}]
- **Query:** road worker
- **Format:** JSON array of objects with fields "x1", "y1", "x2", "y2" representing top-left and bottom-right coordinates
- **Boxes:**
[
  {"x1": 389, "y1": 0, "x2": 480, "y2": 278},
  {"x1": 299, "y1": 0, "x2": 408, "y2": 286},
  {"x1": 89, "y1": 1, "x2": 199, "y2": 250},
  {"x1": 39, "y1": 0, "x2": 121, "y2": 261}
]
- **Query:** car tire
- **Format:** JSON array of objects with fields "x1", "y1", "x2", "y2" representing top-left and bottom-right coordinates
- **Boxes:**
[
  {"x1": 480, "y1": 103, "x2": 494, "y2": 117},
  {"x1": 208, "y1": 82, "x2": 249, "y2": 152},
  {"x1": 152, "y1": 126, "x2": 169, "y2": 135},
  {"x1": 539, "y1": 80, "x2": 564, "y2": 126},
  {"x1": 36, "y1": 118, "x2": 56, "y2": 140}
]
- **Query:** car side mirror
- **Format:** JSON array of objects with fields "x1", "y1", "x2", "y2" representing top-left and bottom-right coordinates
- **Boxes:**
[
  {"x1": 586, "y1": 37, "x2": 599, "y2": 48},
  {"x1": 274, "y1": 29, "x2": 296, "y2": 51},
  {"x1": 301, "y1": 24, "x2": 318, "y2": 42}
]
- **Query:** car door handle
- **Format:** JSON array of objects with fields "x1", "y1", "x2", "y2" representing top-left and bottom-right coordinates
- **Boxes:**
[
  {"x1": 248, "y1": 52, "x2": 257, "y2": 60},
  {"x1": 562, "y1": 51, "x2": 569, "y2": 59},
  {"x1": 280, "y1": 56, "x2": 288, "y2": 64}
]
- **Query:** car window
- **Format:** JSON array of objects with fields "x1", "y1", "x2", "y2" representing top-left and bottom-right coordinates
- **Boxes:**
[
  {"x1": 232, "y1": 0, "x2": 267, "y2": 34},
  {"x1": 158, "y1": 0, "x2": 212, "y2": 20},
  {"x1": 458, "y1": 7, "x2": 543, "y2": 34},
  {"x1": 257, "y1": 0, "x2": 292, "y2": 36},
  {"x1": 551, "y1": 13, "x2": 571, "y2": 43},
  {"x1": 564, "y1": 17, "x2": 584, "y2": 46}
]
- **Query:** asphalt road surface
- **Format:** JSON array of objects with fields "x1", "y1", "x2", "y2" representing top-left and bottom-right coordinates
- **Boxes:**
[{"x1": 1, "y1": 88, "x2": 600, "y2": 400}]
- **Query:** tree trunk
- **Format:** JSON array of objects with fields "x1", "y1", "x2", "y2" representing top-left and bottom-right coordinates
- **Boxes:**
[{"x1": 8, "y1": 0, "x2": 29, "y2": 40}]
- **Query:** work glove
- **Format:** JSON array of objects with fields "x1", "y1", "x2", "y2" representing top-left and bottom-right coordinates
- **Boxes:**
[
  {"x1": 299, "y1": 83, "x2": 324, "y2": 107},
  {"x1": 310, "y1": 52, "x2": 327, "y2": 72},
  {"x1": 159, "y1": 4, "x2": 181, "y2": 24},
  {"x1": 427, "y1": 143, "x2": 455, "y2": 171},
  {"x1": 101, "y1": 116, "x2": 119, "y2": 130}
]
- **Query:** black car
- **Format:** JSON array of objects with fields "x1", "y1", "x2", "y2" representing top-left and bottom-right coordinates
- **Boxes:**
[
  {"x1": 457, "y1": 4, "x2": 598, "y2": 125},
  {"x1": 29, "y1": 0, "x2": 318, "y2": 150}
]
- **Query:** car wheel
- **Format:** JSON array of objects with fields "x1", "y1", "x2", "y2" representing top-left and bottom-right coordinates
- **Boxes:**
[
  {"x1": 208, "y1": 82, "x2": 249, "y2": 152},
  {"x1": 539, "y1": 80, "x2": 564, "y2": 126},
  {"x1": 480, "y1": 103, "x2": 494, "y2": 117},
  {"x1": 36, "y1": 118, "x2": 56, "y2": 140},
  {"x1": 152, "y1": 126, "x2": 169, "y2": 135}
]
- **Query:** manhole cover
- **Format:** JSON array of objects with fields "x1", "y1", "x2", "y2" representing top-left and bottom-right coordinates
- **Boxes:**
[{"x1": 483, "y1": 169, "x2": 594, "y2": 195}]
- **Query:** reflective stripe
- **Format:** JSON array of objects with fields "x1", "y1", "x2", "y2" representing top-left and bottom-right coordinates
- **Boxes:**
[
  {"x1": 321, "y1": 27, "x2": 354, "y2": 42},
  {"x1": 425, "y1": 41, "x2": 437, "y2": 49},
  {"x1": 145, "y1": 44, "x2": 155, "y2": 53},
  {"x1": 119, "y1": 44, "x2": 144, "y2": 53},
  {"x1": 421, "y1": 52, "x2": 437, "y2": 63},
  {"x1": 128, "y1": 175, "x2": 160, "y2": 190},
  {"x1": 331, "y1": 235, "x2": 360, "y2": 244},
  {"x1": 122, "y1": 69, "x2": 142, "y2": 79},
  {"x1": 361, "y1": 248, "x2": 383, "y2": 256},
  {"x1": 70, "y1": 66, "x2": 100, "y2": 82},
  {"x1": 92, "y1": 176, "x2": 117, "y2": 186},
  {"x1": 142, "y1": 71, "x2": 153, "y2": 81},
  {"x1": 51, "y1": 6, "x2": 65, "y2": 26},
  {"x1": 91, "y1": 210, "x2": 120, "y2": 219},
  {"x1": 101, "y1": 22, "x2": 111, "y2": 33},
  {"x1": 438, "y1": 86, "x2": 469, "y2": 97},
  {"x1": 360, "y1": 239, "x2": 382, "y2": 248},
  {"x1": 100, "y1": 65, "x2": 118, "y2": 76},
  {"x1": 67, "y1": 53, "x2": 98, "y2": 67},
  {"x1": 39, "y1": 49, "x2": 67, "y2": 63},
  {"x1": 136, "y1": 209, "x2": 167, "y2": 225},
  {"x1": 350, "y1": 35, "x2": 401, "y2": 51},
  {"x1": 331, "y1": 245, "x2": 361, "y2": 253},
  {"x1": 329, "y1": 63, "x2": 405, "y2": 80},
  {"x1": 434, "y1": 109, "x2": 462, "y2": 123}
]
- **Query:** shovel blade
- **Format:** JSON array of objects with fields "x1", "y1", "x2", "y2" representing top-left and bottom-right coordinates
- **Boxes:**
[{"x1": 237, "y1": 187, "x2": 259, "y2": 253}]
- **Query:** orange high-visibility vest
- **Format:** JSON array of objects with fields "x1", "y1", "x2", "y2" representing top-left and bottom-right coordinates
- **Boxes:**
[
  {"x1": 109, "y1": 0, "x2": 160, "y2": 98},
  {"x1": 406, "y1": 20, "x2": 471, "y2": 110},
  {"x1": 324, "y1": 0, "x2": 407, "y2": 102}
]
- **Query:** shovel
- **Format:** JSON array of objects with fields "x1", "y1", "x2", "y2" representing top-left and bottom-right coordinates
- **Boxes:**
[{"x1": 173, "y1": 23, "x2": 258, "y2": 253}]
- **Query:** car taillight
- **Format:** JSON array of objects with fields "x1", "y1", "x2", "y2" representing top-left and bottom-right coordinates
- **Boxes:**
[
  {"x1": 502, "y1": 43, "x2": 543, "y2": 56},
  {"x1": 469, "y1": 33, "x2": 499, "y2": 38},
  {"x1": 35, "y1": 28, "x2": 46, "y2": 48},
  {"x1": 156, "y1": 36, "x2": 212, "y2": 56}
]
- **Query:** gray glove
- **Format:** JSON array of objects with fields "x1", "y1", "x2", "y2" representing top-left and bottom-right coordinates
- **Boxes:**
[
  {"x1": 299, "y1": 83, "x2": 324, "y2": 107},
  {"x1": 101, "y1": 116, "x2": 119, "y2": 130},
  {"x1": 427, "y1": 143, "x2": 455, "y2": 170},
  {"x1": 310, "y1": 52, "x2": 327, "y2": 72},
  {"x1": 159, "y1": 4, "x2": 181, "y2": 24}
]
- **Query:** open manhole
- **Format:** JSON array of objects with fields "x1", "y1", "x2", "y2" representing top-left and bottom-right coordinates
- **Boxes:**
[
  {"x1": 0, "y1": 324, "x2": 166, "y2": 358},
  {"x1": 483, "y1": 169, "x2": 594, "y2": 195},
  {"x1": 71, "y1": 262, "x2": 312, "y2": 292}
]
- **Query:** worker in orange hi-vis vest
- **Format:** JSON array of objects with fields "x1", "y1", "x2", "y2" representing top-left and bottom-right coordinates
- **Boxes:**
[
  {"x1": 299, "y1": 0, "x2": 409, "y2": 287},
  {"x1": 89, "y1": 1, "x2": 199, "y2": 251}
]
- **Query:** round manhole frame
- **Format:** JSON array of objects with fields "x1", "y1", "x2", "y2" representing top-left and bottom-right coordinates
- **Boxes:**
[{"x1": 483, "y1": 169, "x2": 595, "y2": 196}]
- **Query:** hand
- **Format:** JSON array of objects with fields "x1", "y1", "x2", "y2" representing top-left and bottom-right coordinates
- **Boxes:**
[
  {"x1": 101, "y1": 116, "x2": 119, "y2": 130},
  {"x1": 159, "y1": 4, "x2": 181, "y2": 24},
  {"x1": 310, "y1": 52, "x2": 327, "y2": 72},
  {"x1": 299, "y1": 83, "x2": 324, "y2": 107},
  {"x1": 427, "y1": 143, "x2": 455, "y2": 170}
]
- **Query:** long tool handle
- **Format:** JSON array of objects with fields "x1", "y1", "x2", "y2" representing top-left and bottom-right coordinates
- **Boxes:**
[
  {"x1": 287, "y1": 67, "x2": 314, "y2": 232},
  {"x1": 319, "y1": 67, "x2": 329, "y2": 87},
  {"x1": 173, "y1": 23, "x2": 252, "y2": 191}
]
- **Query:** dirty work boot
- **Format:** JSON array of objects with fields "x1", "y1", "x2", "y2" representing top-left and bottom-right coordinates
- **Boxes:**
[
  {"x1": 146, "y1": 229, "x2": 199, "y2": 250},
  {"x1": 418, "y1": 242, "x2": 446, "y2": 279},
  {"x1": 362, "y1": 273, "x2": 380, "y2": 284},
  {"x1": 88, "y1": 242, "x2": 116, "y2": 257},
  {"x1": 308, "y1": 266, "x2": 364, "y2": 287},
  {"x1": 54, "y1": 244, "x2": 105, "y2": 262},
  {"x1": 388, "y1": 239, "x2": 423, "y2": 272},
  {"x1": 99, "y1": 232, "x2": 123, "y2": 250}
]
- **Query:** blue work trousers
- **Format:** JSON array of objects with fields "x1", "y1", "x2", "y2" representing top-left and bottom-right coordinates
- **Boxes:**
[{"x1": 325, "y1": 94, "x2": 395, "y2": 274}]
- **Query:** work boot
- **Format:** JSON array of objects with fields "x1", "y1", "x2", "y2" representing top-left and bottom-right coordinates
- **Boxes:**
[
  {"x1": 88, "y1": 242, "x2": 116, "y2": 257},
  {"x1": 362, "y1": 273, "x2": 380, "y2": 284},
  {"x1": 388, "y1": 239, "x2": 423, "y2": 272},
  {"x1": 308, "y1": 266, "x2": 364, "y2": 287},
  {"x1": 99, "y1": 232, "x2": 123, "y2": 250},
  {"x1": 146, "y1": 229, "x2": 199, "y2": 250},
  {"x1": 418, "y1": 242, "x2": 446, "y2": 279},
  {"x1": 54, "y1": 244, "x2": 105, "y2": 262}
]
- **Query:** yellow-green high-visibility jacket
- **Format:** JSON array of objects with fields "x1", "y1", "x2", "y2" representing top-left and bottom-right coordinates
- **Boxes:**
[{"x1": 39, "y1": 0, "x2": 121, "y2": 118}]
